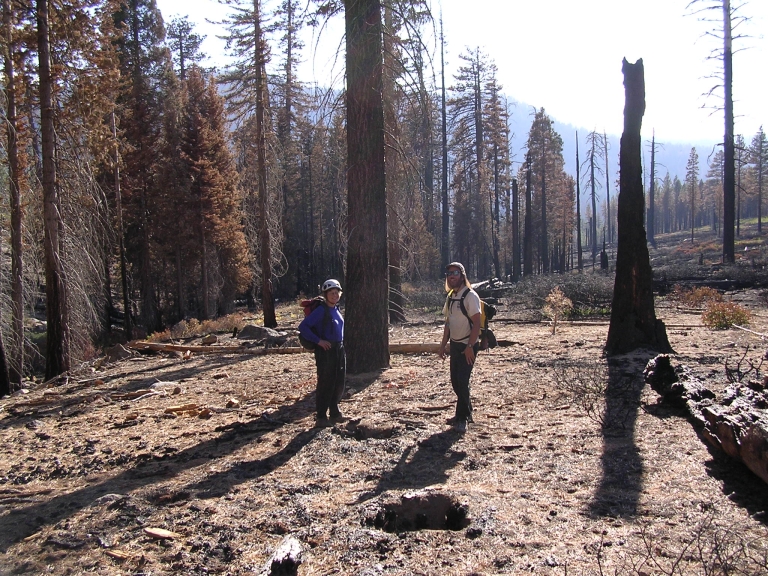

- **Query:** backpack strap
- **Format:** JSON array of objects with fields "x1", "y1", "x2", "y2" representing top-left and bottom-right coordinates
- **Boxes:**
[
  {"x1": 457, "y1": 290, "x2": 473, "y2": 330},
  {"x1": 447, "y1": 288, "x2": 475, "y2": 330},
  {"x1": 309, "y1": 300, "x2": 333, "y2": 341},
  {"x1": 321, "y1": 304, "x2": 332, "y2": 336}
]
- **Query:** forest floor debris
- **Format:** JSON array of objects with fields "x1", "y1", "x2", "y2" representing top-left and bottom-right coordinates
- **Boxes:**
[{"x1": 1, "y1": 291, "x2": 768, "y2": 574}]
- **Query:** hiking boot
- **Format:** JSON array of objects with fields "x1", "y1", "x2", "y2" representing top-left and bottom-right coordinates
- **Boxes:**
[
  {"x1": 454, "y1": 419, "x2": 467, "y2": 432},
  {"x1": 314, "y1": 417, "x2": 331, "y2": 428},
  {"x1": 329, "y1": 414, "x2": 348, "y2": 424}
]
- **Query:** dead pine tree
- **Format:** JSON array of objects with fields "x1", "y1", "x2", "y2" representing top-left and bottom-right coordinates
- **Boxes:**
[{"x1": 605, "y1": 59, "x2": 672, "y2": 356}]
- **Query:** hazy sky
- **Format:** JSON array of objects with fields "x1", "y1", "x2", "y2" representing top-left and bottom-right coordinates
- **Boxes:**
[{"x1": 156, "y1": 0, "x2": 766, "y2": 145}]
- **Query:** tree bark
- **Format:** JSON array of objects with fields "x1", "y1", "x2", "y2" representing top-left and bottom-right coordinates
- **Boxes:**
[
  {"x1": 3, "y1": 0, "x2": 24, "y2": 386},
  {"x1": 576, "y1": 133, "x2": 583, "y2": 272},
  {"x1": 38, "y1": 0, "x2": 71, "y2": 379},
  {"x1": 605, "y1": 59, "x2": 672, "y2": 356},
  {"x1": 383, "y1": 4, "x2": 405, "y2": 324},
  {"x1": 439, "y1": 20, "x2": 449, "y2": 269},
  {"x1": 512, "y1": 177, "x2": 521, "y2": 280},
  {"x1": 648, "y1": 132, "x2": 656, "y2": 248},
  {"x1": 255, "y1": 0, "x2": 276, "y2": 328},
  {"x1": 540, "y1": 152, "x2": 548, "y2": 273},
  {"x1": 590, "y1": 147, "x2": 598, "y2": 264},
  {"x1": 111, "y1": 113, "x2": 133, "y2": 340},
  {"x1": 523, "y1": 154, "x2": 533, "y2": 276},
  {"x1": 722, "y1": 0, "x2": 735, "y2": 263},
  {"x1": 344, "y1": 0, "x2": 390, "y2": 373},
  {"x1": 604, "y1": 131, "x2": 612, "y2": 244}
]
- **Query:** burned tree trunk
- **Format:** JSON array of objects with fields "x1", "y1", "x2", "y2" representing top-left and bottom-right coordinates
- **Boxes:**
[
  {"x1": 344, "y1": 0, "x2": 390, "y2": 373},
  {"x1": 605, "y1": 59, "x2": 672, "y2": 355}
]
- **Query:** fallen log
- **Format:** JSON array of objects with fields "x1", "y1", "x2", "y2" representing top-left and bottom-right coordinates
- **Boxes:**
[
  {"x1": 645, "y1": 354, "x2": 768, "y2": 485},
  {"x1": 127, "y1": 341, "x2": 441, "y2": 356}
]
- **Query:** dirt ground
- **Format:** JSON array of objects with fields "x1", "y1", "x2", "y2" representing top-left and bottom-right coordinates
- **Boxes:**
[{"x1": 1, "y1": 291, "x2": 768, "y2": 575}]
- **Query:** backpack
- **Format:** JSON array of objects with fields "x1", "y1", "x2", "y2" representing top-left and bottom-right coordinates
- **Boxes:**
[
  {"x1": 299, "y1": 296, "x2": 331, "y2": 350},
  {"x1": 447, "y1": 289, "x2": 498, "y2": 350}
]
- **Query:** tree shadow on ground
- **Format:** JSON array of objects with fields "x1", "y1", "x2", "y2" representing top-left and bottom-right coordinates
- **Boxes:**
[
  {"x1": 0, "y1": 354, "x2": 266, "y2": 433},
  {"x1": 355, "y1": 429, "x2": 464, "y2": 504},
  {"x1": 588, "y1": 351, "x2": 656, "y2": 519},
  {"x1": 187, "y1": 427, "x2": 322, "y2": 498},
  {"x1": 0, "y1": 365, "x2": 387, "y2": 550},
  {"x1": 0, "y1": 410, "x2": 298, "y2": 550}
]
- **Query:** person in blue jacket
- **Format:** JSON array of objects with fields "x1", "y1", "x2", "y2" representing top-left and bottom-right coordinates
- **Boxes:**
[{"x1": 298, "y1": 279, "x2": 346, "y2": 427}]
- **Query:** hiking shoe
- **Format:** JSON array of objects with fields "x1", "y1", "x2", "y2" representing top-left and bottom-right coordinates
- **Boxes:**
[
  {"x1": 454, "y1": 419, "x2": 467, "y2": 432},
  {"x1": 314, "y1": 417, "x2": 331, "y2": 428},
  {"x1": 329, "y1": 414, "x2": 348, "y2": 424}
]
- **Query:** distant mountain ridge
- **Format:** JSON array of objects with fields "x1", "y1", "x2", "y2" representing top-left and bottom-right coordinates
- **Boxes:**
[{"x1": 505, "y1": 97, "x2": 719, "y2": 187}]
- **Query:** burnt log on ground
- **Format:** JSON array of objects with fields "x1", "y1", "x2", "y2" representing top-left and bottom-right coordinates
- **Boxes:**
[
  {"x1": 645, "y1": 354, "x2": 768, "y2": 484},
  {"x1": 127, "y1": 341, "x2": 443, "y2": 356},
  {"x1": 652, "y1": 277, "x2": 768, "y2": 294}
]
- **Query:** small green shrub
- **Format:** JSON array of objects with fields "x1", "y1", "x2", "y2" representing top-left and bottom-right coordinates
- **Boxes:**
[{"x1": 701, "y1": 301, "x2": 751, "y2": 329}]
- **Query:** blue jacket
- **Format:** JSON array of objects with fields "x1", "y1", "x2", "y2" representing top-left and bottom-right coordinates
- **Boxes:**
[{"x1": 298, "y1": 304, "x2": 344, "y2": 344}]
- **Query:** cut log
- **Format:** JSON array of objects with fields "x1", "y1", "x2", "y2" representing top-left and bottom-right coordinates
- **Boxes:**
[{"x1": 645, "y1": 354, "x2": 768, "y2": 485}]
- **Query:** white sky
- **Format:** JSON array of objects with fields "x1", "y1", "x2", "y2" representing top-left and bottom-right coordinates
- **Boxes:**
[{"x1": 156, "y1": 0, "x2": 766, "y2": 145}]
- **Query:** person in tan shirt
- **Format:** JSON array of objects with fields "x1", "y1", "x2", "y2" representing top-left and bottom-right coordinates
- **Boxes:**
[{"x1": 438, "y1": 262, "x2": 481, "y2": 432}]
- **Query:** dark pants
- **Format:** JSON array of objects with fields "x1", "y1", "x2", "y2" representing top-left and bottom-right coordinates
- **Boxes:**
[
  {"x1": 449, "y1": 341, "x2": 479, "y2": 422},
  {"x1": 314, "y1": 342, "x2": 346, "y2": 418}
]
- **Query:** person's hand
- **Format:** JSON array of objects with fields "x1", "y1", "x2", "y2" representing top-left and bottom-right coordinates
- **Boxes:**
[
  {"x1": 463, "y1": 344, "x2": 475, "y2": 365},
  {"x1": 318, "y1": 340, "x2": 332, "y2": 350},
  {"x1": 438, "y1": 343, "x2": 447, "y2": 360}
]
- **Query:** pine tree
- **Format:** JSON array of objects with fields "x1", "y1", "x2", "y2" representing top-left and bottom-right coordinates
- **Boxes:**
[
  {"x1": 646, "y1": 132, "x2": 659, "y2": 247},
  {"x1": 706, "y1": 149, "x2": 725, "y2": 235},
  {"x1": 115, "y1": 0, "x2": 174, "y2": 335},
  {"x1": 525, "y1": 108, "x2": 566, "y2": 274},
  {"x1": 522, "y1": 153, "x2": 533, "y2": 276},
  {"x1": 218, "y1": 0, "x2": 277, "y2": 326},
  {"x1": 37, "y1": 0, "x2": 71, "y2": 378},
  {"x1": 483, "y1": 71, "x2": 509, "y2": 279},
  {"x1": 449, "y1": 48, "x2": 486, "y2": 276},
  {"x1": 749, "y1": 127, "x2": 767, "y2": 233},
  {"x1": 582, "y1": 130, "x2": 604, "y2": 265},
  {"x1": 660, "y1": 172, "x2": 672, "y2": 234},
  {"x1": 167, "y1": 15, "x2": 206, "y2": 80},
  {"x1": 1, "y1": 0, "x2": 29, "y2": 386},
  {"x1": 735, "y1": 133, "x2": 746, "y2": 235},
  {"x1": 686, "y1": 147, "x2": 699, "y2": 242},
  {"x1": 575, "y1": 132, "x2": 583, "y2": 271}
]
